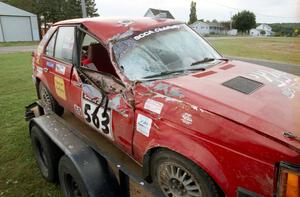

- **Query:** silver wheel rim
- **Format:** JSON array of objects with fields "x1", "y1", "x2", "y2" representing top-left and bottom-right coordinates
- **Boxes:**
[
  {"x1": 157, "y1": 162, "x2": 202, "y2": 197},
  {"x1": 40, "y1": 85, "x2": 52, "y2": 107}
]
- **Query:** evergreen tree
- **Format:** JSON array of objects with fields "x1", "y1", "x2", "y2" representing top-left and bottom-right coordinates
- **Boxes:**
[{"x1": 188, "y1": 1, "x2": 197, "y2": 24}]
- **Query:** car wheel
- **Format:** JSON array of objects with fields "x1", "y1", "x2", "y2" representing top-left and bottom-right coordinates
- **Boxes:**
[
  {"x1": 31, "y1": 126, "x2": 60, "y2": 182},
  {"x1": 38, "y1": 82, "x2": 64, "y2": 116},
  {"x1": 151, "y1": 150, "x2": 220, "y2": 197},
  {"x1": 59, "y1": 155, "x2": 89, "y2": 197}
]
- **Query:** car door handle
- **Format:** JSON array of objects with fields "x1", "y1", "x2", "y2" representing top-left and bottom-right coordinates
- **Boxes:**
[{"x1": 43, "y1": 68, "x2": 49, "y2": 72}]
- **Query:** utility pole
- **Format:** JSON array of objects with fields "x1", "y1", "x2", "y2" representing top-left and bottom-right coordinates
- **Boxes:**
[
  {"x1": 229, "y1": 11, "x2": 233, "y2": 30},
  {"x1": 81, "y1": 0, "x2": 87, "y2": 18}
]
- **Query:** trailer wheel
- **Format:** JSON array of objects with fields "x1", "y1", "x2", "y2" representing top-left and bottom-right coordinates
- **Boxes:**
[
  {"x1": 59, "y1": 155, "x2": 89, "y2": 197},
  {"x1": 38, "y1": 82, "x2": 64, "y2": 116},
  {"x1": 151, "y1": 150, "x2": 220, "y2": 197},
  {"x1": 31, "y1": 126, "x2": 60, "y2": 182}
]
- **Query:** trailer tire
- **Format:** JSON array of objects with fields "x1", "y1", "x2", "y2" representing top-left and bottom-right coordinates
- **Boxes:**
[
  {"x1": 151, "y1": 150, "x2": 220, "y2": 197},
  {"x1": 38, "y1": 82, "x2": 64, "y2": 116},
  {"x1": 59, "y1": 155, "x2": 89, "y2": 197},
  {"x1": 31, "y1": 126, "x2": 60, "y2": 182}
]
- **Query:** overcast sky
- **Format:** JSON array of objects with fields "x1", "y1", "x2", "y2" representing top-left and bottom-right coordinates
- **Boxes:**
[{"x1": 95, "y1": 0, "x2": 300, "y2": 23}]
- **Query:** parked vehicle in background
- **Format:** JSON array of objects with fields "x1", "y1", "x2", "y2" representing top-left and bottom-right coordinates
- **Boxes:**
[{"x1": 31, "y1": 17, "x2": 300, "y2": 197}]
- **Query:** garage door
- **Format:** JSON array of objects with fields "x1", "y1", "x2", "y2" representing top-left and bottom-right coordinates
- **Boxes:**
[{"x1": 1, "y1": 16, "x2": 32, "y2": 42}]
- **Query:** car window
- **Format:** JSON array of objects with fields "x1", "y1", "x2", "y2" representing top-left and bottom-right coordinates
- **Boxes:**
[
  {"x1": 38, "y1": 26, "x2": 57, "y2": 56},
  {"x1": 55, "y1": 26, "x2": 75, "y2": 63},
  {"x1": 113, "y1": 24, "x2": 221, "y2": 81},
  {"x1": 45, "y1": 31, "x2": 57, "y2": 57}
]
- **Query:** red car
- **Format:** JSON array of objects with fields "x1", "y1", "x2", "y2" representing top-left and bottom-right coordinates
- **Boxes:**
[{"x1": 32, "y1": 17, "x2": 300, "y2": 197}]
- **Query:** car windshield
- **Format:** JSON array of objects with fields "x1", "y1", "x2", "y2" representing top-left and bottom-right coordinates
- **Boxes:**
[{"x1": 113, "y1": 24, "x2": 221, "y2": 81}]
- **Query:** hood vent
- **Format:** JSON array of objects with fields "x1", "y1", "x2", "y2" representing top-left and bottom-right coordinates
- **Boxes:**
[{"x1": 222, "y1": 76, "x2": 264, "y2": 94}]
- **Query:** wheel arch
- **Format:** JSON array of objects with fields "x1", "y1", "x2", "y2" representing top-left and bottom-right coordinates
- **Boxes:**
[{"x1": 143, "y1": 144, "x2": 228, "y2": 196}]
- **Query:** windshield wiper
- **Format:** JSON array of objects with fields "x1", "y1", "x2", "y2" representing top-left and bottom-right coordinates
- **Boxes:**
[
  {"x1": 190, "y1": 57, "x2": 228, "y2": 66},
  {"x1": 142, "y1": 67, "x2": 206, "y2": 79}
]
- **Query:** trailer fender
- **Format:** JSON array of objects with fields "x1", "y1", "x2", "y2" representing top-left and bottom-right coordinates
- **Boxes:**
[{"x1": 29, "y1": 114, "x2": 119, "y2": 197}]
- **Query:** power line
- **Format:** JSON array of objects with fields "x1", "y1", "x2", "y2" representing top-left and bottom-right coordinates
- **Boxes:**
[{"x1": 207, "y1": 0, "x2": 297, "y2": 19}]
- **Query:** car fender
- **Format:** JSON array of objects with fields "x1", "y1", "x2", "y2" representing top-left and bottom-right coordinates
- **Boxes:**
[{"x1": 142, "y1": 125, "x2": 230, "y2": 195}]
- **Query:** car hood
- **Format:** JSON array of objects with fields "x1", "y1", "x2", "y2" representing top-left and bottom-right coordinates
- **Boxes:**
[{"x1": 141, "y1": 60, "x2": 300, "y2": 150}]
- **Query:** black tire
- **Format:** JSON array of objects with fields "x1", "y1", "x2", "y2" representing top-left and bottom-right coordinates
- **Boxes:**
[
  {"x1": 59, "y1": 155, "x2": 89, "y2": 197},
  {"x1": 38, "y1": 81, "x2": 64, "y2": 116},
  {"x1": 31, "y1": 126, "x2": 60, "y2": 182},
  {"x1": 151, "y1": 150, "x2": 220, "y2": 197}
]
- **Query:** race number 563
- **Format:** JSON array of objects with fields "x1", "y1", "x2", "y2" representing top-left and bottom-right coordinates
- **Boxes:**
[{"x1": 82, "y1": 99, "x2": 113, "y2": 140}]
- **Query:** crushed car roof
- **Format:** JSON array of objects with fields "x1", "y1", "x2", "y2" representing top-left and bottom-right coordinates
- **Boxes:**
[{"x1": 54, "y1": 17, "x2": 183, "y2": 43}]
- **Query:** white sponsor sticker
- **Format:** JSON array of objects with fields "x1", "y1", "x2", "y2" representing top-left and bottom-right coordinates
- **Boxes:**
[
  {"x1": 144, "y1": 99, "x2": 163, "y2": 114},
  {"x1": 36, "y1": 66, "x2": 43, "y2": 74},
  {"x1": 181, "y1": 113, "x2": 193, "y2": 125},
  {"x1": 55, "y1": 64, "x2": 66, "y2": 75},
  {"x1": 136, "y1": 114, "x2": 152, "y2": 137},
  {"x1": 134, "y1": 25, "x2": 180, "y2": 40}
]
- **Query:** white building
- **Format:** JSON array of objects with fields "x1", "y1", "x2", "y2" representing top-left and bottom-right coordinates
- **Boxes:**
[
  {"x1": 207, "y1": 22, "x2": 224, "y2": 34},
  {"x1": 190, "y1": 21, "x2": 210, "y2": 35},
  {"x1": 256, "y1": 24, "x2": 273, "y2": 36},
  {"x1": 250, "y1": 29, "x2": 261, "y2": 36},
  {"x1": 227, "y1": 29, "x2": 238, "y2": 36},
  {"x1": 0, "y1": 2, "x2": 39, "y2": 42},
  {"x1": 144, "y1": 8, "x2": 175, "y2": 19},
  {"x1": 250, "y1": 24, "x2": 273, "y2": 37}
]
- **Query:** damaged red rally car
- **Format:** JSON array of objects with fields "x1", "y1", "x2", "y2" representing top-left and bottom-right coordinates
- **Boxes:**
[{"x1": 32, "y1": 17, "x2": 300, "y2": 197}]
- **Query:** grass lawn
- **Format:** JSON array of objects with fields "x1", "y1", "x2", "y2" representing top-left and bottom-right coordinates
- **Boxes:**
[
  {"x1": 0, "y1": 41, "x2": 39, "y2": 47},
  {"x1": 208, "y1": 37, "x2": 300, "y2": 65},
  {"x1": 0, "y1": 37, "x2": 299, "y2": 196},
  {"x1": 0, "y1": 52, "x2": 61, "y2": 196}
]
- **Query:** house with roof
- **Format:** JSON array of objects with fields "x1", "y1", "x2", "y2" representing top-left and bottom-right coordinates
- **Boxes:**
[
  {"x1": 190, "y1": 21, "x2": 225, "y2": 35},
  {"x1": 190, "y1": 21, "x2": 210, "y2": 35},
  {"x1": 144, "y1": 8, "x2": 175, "y2": 19},
  {"x1": 207, "y1": 22, "x2": 224, "y2": 34},
  {"x1": 0, "y1": 2, "x2": 39, "y2": 42},
  {"x1": 250, "y1": 23, "x2": 274, "y2": 37}
]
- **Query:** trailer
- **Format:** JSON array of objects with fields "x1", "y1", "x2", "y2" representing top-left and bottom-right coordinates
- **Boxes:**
[{"x1": 25, "y1": 101, "x2": 163, "y2": 197}]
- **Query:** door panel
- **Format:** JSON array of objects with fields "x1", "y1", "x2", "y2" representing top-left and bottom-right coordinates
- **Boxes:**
[{"x1": 41, "y1": 26, "x2": 75, "y2": 112}]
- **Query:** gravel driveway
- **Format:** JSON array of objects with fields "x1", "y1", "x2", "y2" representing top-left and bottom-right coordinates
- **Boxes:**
[{"x1": 0, "y1": 45, "x2": 37, "y2": 54}]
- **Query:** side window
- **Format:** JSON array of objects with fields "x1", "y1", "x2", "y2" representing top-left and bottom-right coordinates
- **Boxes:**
[
  {"x1": 55, "y1": 27, "x2": 75, "y2": 63},
  {"x1": 80, "y1": 33, "x2": 118, "y2": 78},
  {"x1": 45, "y1": 31, "x2": 57, "y2": 57}
]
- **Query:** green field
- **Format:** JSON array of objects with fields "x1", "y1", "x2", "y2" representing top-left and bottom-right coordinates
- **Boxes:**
[
  {"x1": 208, "y1": 37, "x2": 300, "y2": 65},
  {"x1": 0, "y1": 52, "x2": 61, "y2": 196}
]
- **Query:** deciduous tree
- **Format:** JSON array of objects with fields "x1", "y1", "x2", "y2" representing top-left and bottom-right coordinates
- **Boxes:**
[{"x1": 232, "y1": 10, "x2": 256, "y2": 33}]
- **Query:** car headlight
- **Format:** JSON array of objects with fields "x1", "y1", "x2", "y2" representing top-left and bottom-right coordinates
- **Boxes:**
[{"x1": 277, "y1": 162, "x2": 300, "y2": 197}]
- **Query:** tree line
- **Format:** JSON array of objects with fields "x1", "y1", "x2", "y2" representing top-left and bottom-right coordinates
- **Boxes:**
[
  {"x1": 2, "y1": 0, "x2": 98, "y2": 30},
  {"x1": 188, "y1": 1, "x2": 299, "y2": 36}
]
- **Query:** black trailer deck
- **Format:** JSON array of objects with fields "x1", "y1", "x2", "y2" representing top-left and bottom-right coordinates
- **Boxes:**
[{"x1": 25, "y1": 101, "x2": 163, "y2": 197}]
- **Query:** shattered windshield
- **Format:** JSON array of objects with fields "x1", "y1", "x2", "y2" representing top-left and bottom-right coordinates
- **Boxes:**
[{"x1": 113, "y1": 24, "x2": 221, "y2": 81}]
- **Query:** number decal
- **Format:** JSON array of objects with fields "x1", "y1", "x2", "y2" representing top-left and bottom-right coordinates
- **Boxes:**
[
  {"x1": 92, "y1": 113, "x2": 100, "y2": 129},
  {"x1": 84, "y1": 103, "x2": 91, "y2": 123},
  {"x1": 82, "y1": 99, "x2": 113, "y2": 140},
  {"x1": 101, "y1": 112, "x2": 110, "y2": 134}
]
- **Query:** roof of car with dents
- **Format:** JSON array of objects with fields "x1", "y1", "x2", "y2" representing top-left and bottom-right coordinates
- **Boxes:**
[{"x1": 54, "y1": 17, "x2": 183, "y2": 43}]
